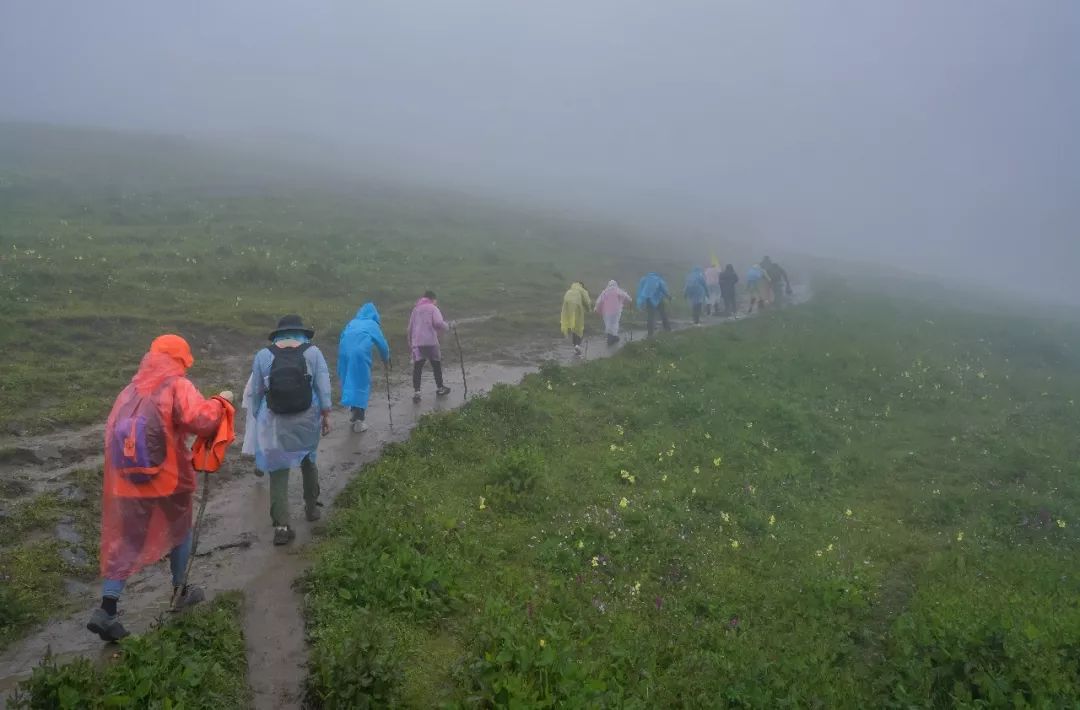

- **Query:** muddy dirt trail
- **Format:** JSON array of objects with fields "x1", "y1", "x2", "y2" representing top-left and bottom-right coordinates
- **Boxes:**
[{"x1": 0, "y1": 291, "x2": 807, "y2": 707}]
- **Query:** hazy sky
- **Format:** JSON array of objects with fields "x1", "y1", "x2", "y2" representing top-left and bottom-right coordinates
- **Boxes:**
[{"x1": 2, "y1": 1, "x2": 1078, "y2": 300}]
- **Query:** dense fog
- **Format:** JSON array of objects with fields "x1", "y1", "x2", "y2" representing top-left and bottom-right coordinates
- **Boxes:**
[{"x1": 2, "y1": 1, "x2": 1077, "y2": 302}]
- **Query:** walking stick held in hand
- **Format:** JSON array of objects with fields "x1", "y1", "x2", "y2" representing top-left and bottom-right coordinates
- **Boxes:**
[
  {"x1": 453, "y1": 324, "x2": 468, "y2": 399},
  {"x1": 384, "y1": 358, "x2": 393, "y2": 430}
]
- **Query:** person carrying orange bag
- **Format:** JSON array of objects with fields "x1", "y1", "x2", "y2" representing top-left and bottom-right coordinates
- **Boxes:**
[{"x1": 88, "y1": 334, "x2": 234, "y2": 642}]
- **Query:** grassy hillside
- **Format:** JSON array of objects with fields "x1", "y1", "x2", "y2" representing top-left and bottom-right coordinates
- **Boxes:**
[
  {"x1": 303, "y1": 282, "x2": 1080, "y2": 707},
  {"x1": 0, "y1": 123, "x2": 699, "y2": 432}
]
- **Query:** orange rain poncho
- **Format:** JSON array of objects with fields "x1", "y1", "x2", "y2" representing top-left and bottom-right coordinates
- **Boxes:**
[{"x1": 100, "y1": 335, "x2": 227, "y2": 581}]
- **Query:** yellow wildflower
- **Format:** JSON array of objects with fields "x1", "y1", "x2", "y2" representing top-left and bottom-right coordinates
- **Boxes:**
[
  {"x1": 815, "y1": 549, "x2": 823, "y2": 557},
  {"x1": 721, "y1": 512, "x2": 731, "y2": 523},
  {"x1": 746, "y1": 422, "x2": 754, "y2": 429},
  {"x1": 615, "y1": 424, "x2": 624, "y2": 437},
  {"x1": 628, "y1": 475, "x2": 636, "y2": 484},
  {"x1": 576, "y1": 540, "x2": 584, "y2": 549},
  {"x1": 478, "y1": 496, "x2": 487, "y2": 510},
  {"x1": 956, "y1": 531, "x2": 964, "y2": 542},
  {"x1": 620, "y1": 470, "x2": 630, "y2": 479},
  {"x1": 713, "y1": 456, "x2": 723, "y2": 467},
  {"x1": 546, "y1": 383, "x2": 553, "y2": 391},
  {"x1": 845, "y1": 508, "x2": 853, "y2": 517},
  {"x1": 1057, "y1": 519, "x2": 1067, "y2": 529},
  {"x1": 768, "y1": 514, "x2": 776, "y2": 526},
  {"x1": 661, "y1": 474, "x2": 668, "y2": 482},
  {"x1": 693, "y1": 466, "x2": 700, "y2": 474},
  {"x1": 539, "y1": 638, "x2": 546, "y2": 648},
  {"x1": 591, "y1": 556, "x2": 600, "y2": 567},
  {"x1": 827, "y1": 543, "x2": 834, "y2": 552},
  {"x1": 730, "y1": 539, "x2": 739, "y2": 550},
  {"x1": 691, "y1": 487, "x2": 697, "y2": 495},
  {"x1": 619, "y1": 497, "x2": 629, "y2": 509},
  {"x1": 705, "y1": 433, "x2": 712, "y2": 440}
]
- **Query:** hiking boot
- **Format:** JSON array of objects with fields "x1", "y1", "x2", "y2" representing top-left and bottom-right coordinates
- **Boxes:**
[
  {"x1": 413, "y1": 390, "x2": 422, "y2": 403},
  {"x1": 436, "y1": 386, "x2": 451, "y2": 397},
  {"x1": 273, "y1": 526, "x2": 296, "y2": 546},
  {"x1": 87, "y1": 608, "x2": 129, "y2": 642},
  {"x1": 306, "y1": 502, "x2": 322, "y2": 522},
  {"x1": 350, "y1": 420, "x2": 368, "y2": 433},
  {"x1": 169, "y1": 584, "x2": 205, "y2": 612},
  {"x1": 574, "y1": 344, "x2": 583, "y2": 355}
]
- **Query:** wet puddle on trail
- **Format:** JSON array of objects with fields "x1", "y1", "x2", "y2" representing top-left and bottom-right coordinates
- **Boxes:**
[{"x1": 0, "y1": 290, "x2": 808, "y2": 706}]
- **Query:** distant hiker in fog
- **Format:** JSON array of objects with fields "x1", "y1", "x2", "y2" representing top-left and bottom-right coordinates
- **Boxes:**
[
  {"x1": 91, "y1": 335, "x2": 234, "y2": 642},
  {"x1": 594, "y1": 279, "x2": 632, "y2": 346},
  {"x1": 561, "y1": 281, "x2": 593, "y2": 355},
  {"x1": 704, "y1": 262, "x2": 722, "y2": 316},
  {"x1": 249, "y1": 315, "x2": 331, "y2": 546},
  {"x1": 762, "y1": 256, "x2": 792, "y2": 306},
  {"x1": 718, "y1": 264, "x2": 739, "y2": 317},
  {"x1": 408, "y1": 290, "x2": 452, "y2": 401},
  {"x1": 684, "y1": 267, "x2": 710, "y2": 325},
  {"x1": 746, "y1": 263, "x2": 769, "y2": 314},
  {"x1": 338, "y1": 302, "x2": 390, "y2": 433},
  {"x1": 636, "y1": 272, "x2": 672, "y2": 337}
]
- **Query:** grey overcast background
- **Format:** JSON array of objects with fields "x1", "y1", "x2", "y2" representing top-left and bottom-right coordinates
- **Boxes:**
[{"x1": 2, "y1": 1, "x2": 1078, "y2": 301}]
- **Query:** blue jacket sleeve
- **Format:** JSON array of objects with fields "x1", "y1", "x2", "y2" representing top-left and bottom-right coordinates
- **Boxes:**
[
  {"x1": 309, "y1": 346, "x2": 333, "y2": 412},
  {"x1": 373, "y1": 325, "x2": 390, "y2": 363}
]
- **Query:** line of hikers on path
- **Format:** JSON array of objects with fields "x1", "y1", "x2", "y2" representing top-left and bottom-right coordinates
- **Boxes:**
[
  {"x1": 87, "y1": 257, "x2": 794, "y2": 643},
  {"x1": 561, "y1": 256, "x2": 793, "y2": 353},
  {"x1": 88, "y1": 292, "x2": 457, "y2": 641}
]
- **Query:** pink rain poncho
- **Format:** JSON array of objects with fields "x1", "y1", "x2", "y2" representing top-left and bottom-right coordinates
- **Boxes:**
[
  {"x1": 594, "y1": 280, "x2": 632, "y2": 337},
  {"x1": 100, "y1": 335, "x2": 227, "y2": 581},
  {"x1": 407, "y1": 297, "x2": 449, "y2": 362}
]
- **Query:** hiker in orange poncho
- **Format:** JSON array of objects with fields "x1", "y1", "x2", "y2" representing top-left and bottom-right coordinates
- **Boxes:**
[{"x1": 88, "y1": 335, "x2": 234, "y2": 642}]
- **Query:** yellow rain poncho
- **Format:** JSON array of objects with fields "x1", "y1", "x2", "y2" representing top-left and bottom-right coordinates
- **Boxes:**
[{"x1": 560, "y1": 282, "x2": 592, "y2": 338}]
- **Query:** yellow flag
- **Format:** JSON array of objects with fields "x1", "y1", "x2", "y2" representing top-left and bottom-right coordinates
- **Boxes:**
[{"x1": 711, "y1": 253, "x2": 721, "y2": 268}]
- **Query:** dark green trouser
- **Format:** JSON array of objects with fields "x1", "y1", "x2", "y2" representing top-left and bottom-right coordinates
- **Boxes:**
[{"x1": 268, "y1": 455, "x2": 320, "y2": 527}]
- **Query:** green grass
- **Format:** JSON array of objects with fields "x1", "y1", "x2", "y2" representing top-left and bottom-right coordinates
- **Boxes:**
[
  {"x1": 0, "y1": 180, "x2": 697, "y2": 433},
  {"x1": 303, "y1": 282, "x2": 1080, "y2": 707},
  {"x1": 8, "y1": 591, "x2": 249, "y2": 709},
  {"x1": 0, "y1": 468, "x2": 101, "y2": 650}
]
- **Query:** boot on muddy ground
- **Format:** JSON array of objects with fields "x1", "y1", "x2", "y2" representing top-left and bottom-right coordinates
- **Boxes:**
[
  {"x1": 87, "y1": 607, "x2": 129, "y2": 642},
  {"x1": 306, "y1": 501, "x2": 322, "y2": 522},
  {"x1": 273, "y1": 526, "x2": 296, "y2": 546},
  {"x1": 413, "y1": 390, "x2": 422, "y2": 403},
  {"x1": 169, "y1": 584, "x2": 205, "y2": 612},
  {"x1": 436, "y1": 386, "x2": 451, "y2": 397}
]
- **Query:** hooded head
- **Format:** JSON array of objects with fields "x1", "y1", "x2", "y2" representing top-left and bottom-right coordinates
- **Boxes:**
[
  {"x1": 150, "y1": 334, "x2": 194, "y2": 370},
  {"x1": 131, "y1": 334, "x2": 193, "y2": 391},
  {"x1": 354, "y1": 302, "x2": 381, "y2": 324},
  {"x1": 724, "y1": 264, "x2": 735, "y2": 274},
  {"x1": 605, "y1": 280, "x2": 618, "y2": 290}
]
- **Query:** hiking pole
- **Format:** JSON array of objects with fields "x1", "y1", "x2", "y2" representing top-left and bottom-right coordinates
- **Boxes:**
[
  {"x1": 453, "y1": 325, "x2": 469, "y2": 399},
  {"x1": 175, "y1": 470, "x2": 211, "y2": 610},
  {"x1": 384, "y1": 359, "x2": 393, "y2": 430}
]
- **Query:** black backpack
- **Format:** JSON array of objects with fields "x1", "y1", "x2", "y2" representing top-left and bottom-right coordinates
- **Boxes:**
[{"x1": 266, "y1": 343, "x2": 314, "y2": 414}]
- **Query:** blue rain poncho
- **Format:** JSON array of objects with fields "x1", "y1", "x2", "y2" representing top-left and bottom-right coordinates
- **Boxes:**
[
  {"x1": 338, "y1": 303, "x2": 390, "y2": 410},
  {"x1": 249, "y1": 342, "x2": 332, "y2": 473},
  {"x1": 683, "y1": 268, "x2": 709, "y2": 306},
  {"x1": 636, "y1": 272, "x2": 670, "y2": 310}
]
